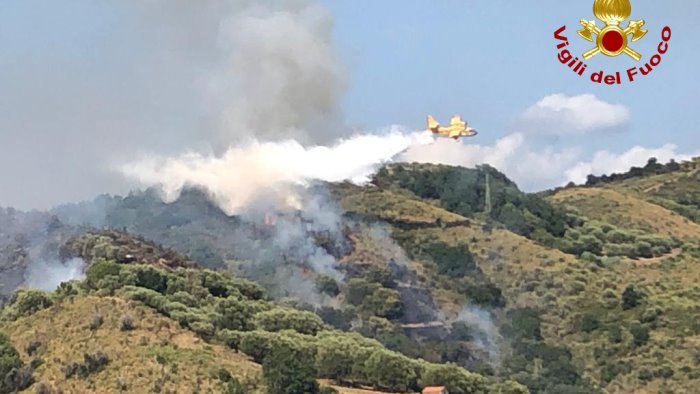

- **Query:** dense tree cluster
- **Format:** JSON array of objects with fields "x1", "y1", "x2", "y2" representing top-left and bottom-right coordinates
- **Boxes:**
[
  {"x1": 374, "y1": 164, "x2": 572, "y2": 241},
  {"x1": 12, "y1": 260, "x2": 510, "y2": 393},
  {"x1": 556, "y1": 221, "x2": 681, "y2": 260},
  {"x1": 0, "y1": 333, "x2": 33, "y2": 393},
  {"x1": 501, "y1": 308, "x2": 598, "y2": 394},
  {"x1": 584, "y1": 158, "x2": 683, "y2": 186}
]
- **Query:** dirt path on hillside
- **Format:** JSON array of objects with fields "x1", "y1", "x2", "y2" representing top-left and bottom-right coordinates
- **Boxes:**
[
  {"x1": 632, "y1": 248, "x2": 682, "y2": 266},
  {"x1": 643, "y1": 183, "x2": 664, "y2": 193},
  {"x1": 400, "y1": 321, "x2": 445, "y2": 329}
]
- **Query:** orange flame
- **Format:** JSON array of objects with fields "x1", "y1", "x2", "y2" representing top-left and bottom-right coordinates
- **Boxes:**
[{"x1": 264, "y1": 212, "x2": 277, "y2": 226}]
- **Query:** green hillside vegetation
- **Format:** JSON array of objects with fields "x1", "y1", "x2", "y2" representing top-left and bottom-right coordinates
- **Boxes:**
[
  {"x1": 4, "y1": 159, "x2": 697, "y2": 394},
  {"x1": 0, "y1": 236, "x2": 526, "y2": 394},
  {"x1": 371, "y1": 164, "x2": 578, "y2": 252},
  {"x1": 338, "y1": 162, "x2": 700, "y2": 394}
]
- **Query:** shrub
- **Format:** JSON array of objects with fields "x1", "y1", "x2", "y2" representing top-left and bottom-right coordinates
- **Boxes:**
[
  {"x1": 254, "y1": 308, "x2": 324, "y2": 336},
  {"x1": 462, "y1": 283, "x2": 505, "y2": 308},
  {"x1": 25, "y1": 341, "x2": 41, "y2": 357},
  {"x1": 3, "y1": 290, "x2": 53, "y2": 319},
  {"x1": 420, "y1": 363, "x2": 488, "y2": 394},
  {"x1": 85, "y1": 259, "x2": 122, "y2": 288},
  {"x1": 89, "y1": 314, "x2": 104, "y2": 331},
  {"x1": 622, "y1": 286, "x2": 643, "y2": 310},
  {"x1": 190, "y1": 321, "x2": 216, "y2": 339},
  {"x1": 120, "y1": 315, "x2": 136, "y2": 331},
  {"x1": 607, "y1": 326, "x2": 623, "y2": 344},
  {"x1": 34, "y1": 382, "x2": 51, "y2": 394},
  {"x1": 4, "y1": 365, "x2": 34, "y2": 392},
  {"x1": 239, "y1": 331, "x2": 277, "y2": 363},
  {"x1": 629, "y1": 322, "x2": 650, "y2": 347},
  {"x1": 424, "y1": 242, "x2": 476, "y2": 278},
  {"x1": 362, "y1": 350, "x2": 419, "y2": 392},
  {"x1": 345, "y1": 279, "x2": 379, "y2": 306},
  {"x1": 361, "y1": 288, "x2": 403, "y2": 319},
  {"x1": 578, "y1": 313, "x2": 600, "y2": 333},
  {"x1": 263, "y1": 343, "x2": 319, "y2": 394},
  {"x1": 504, "y1": 308, "x2": 543, "y2": 341},
  {"x1": 169, "y1": 291, "x2": 200, "y2": 308},
  {"x1": 0, "y1": 333, "x2": 26, "y2": 392},
  {"x1": 63, "y1": 352, "x2": 110, "y2": 379},
  {"x1": 640, "y1": 307, "x2": 661, "y2": 323},
  {"x1": 214, "y1": 297, "x2": 259, "y2": 332},
  {"x1": 315, "y1": 276, "x2": 340, "y2": 297},
  {"x1": 488, "y1": 380, "x2": 529, "y2": 394},
  {"x1": 133, "y1": 266, "x2": 169, "y2": 293},
  {"x1": 315, "y1": 336, "x2": 358, "y2": 382},
  {"x1": 118, "y1": 286, "x2": 167, "y2": 312}
]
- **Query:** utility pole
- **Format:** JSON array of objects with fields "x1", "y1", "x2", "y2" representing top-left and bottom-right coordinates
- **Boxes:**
[{"x1": 484, "y1": 172, "x2": 492, "y2": 215}]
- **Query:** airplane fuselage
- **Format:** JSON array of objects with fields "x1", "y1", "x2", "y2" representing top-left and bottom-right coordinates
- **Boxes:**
[
  {"x1": 427, "y1": 115, "x2": 478, "y2": 141},
  {"x1": 431, "y1": 126, "x2": 478, "y2": 140}
]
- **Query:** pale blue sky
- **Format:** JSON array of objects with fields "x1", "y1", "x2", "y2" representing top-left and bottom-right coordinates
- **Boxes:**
[
  {"x1": 0, "y1": 1, "x2": 698, "y2": 209},
  {"x1": 322, "y1": 0, "x2": 699, "y2": 152}
]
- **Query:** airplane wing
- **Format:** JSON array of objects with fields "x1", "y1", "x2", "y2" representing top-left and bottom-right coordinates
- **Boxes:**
[
  {"x1": 450, "y1": 115, "x2": 465, "y2": 127},
  {"x1": 449, "y1": 129, "x2": 462, "y2": 138}
]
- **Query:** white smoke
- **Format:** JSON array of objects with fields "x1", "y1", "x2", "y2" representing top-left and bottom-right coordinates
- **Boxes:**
[
  {"x1": 23, "y1": 258, "x2": 86, "y2": 292},
  {"x1": 120, "y1": 127, "x2": 434, "y2": 215},
  {"x1": 452, "y1": 306, "x2": 503, "y2": 368}
]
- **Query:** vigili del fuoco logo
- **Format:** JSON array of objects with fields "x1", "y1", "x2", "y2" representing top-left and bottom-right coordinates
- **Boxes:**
[{"x1": 553, "y1": 0, "x2": 671, "y2": 85}]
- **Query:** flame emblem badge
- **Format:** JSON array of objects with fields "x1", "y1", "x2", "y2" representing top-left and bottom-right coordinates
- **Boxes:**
[{"x1": 577, "y1": 0, "x2": 647, "y2": 61}]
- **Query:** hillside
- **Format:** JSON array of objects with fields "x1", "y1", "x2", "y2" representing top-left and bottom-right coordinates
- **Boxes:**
[
  {"x1": 337, "y1": 162, "x2": 700, "y2": 394},
  {"x1": 0, "y1": 233, "x2": 525, "y2": 394},
  {"x1": 2, "y1": 296, "x2": 263, "y2": 393},
  {"x1": 0, "y1": 159, "x2": 698, "y2": 394}
]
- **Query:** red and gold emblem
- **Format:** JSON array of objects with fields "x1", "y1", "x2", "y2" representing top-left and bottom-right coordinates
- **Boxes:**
[{"x1": 577, "y1": 0, "x2": 647, "y2": 61}]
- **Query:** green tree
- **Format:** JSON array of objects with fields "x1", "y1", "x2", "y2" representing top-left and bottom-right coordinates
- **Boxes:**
[
  {"x1": 0, "y1": 333, "x2": 23, "y2": 393},
  {"x1": 215, "y1": 297, "x2": 258, "y2": 331},
  {"x1": 253, "y1": 308, "x2": 324, "y2": 335},
  {"x1": 578, "y1": 313, "x2": 600, "y2": 333},
  {"x1": 424, "y1": 243, "x2": 476, "y2": 278},
  {"x1": 362, "y1": 288, "x2": 403, "y2": 319},
  {"x1": 263, "y1": 344, "x2": 319, "y2": 394},
  {"x1": 363, "y1": 350, "x2": 418, "y2": 392},
  {"x1": 621, "y1": 285, "x2": 642, "y2": 310},
  {"x1": 315, "y1": 275, "x2": 341, "y2": 297},
  {"x1": 189, "y1": 243, "x2": 225, "y2": 270},
  {"x1": 345, "y1": 279, "x2": 379, "y2": 306},
  {"x1": 85, "y1": 259, "x2": 122, "y2": 288},
  {"x1": 315, "y1": 336, "x2": 356, "y2": 383},
  {"x1": 420, "y1": 363, "x2": 488, "y2": 394},
  {"x1": 629, "y1": 322, "x2": 650, "y2": 347}
]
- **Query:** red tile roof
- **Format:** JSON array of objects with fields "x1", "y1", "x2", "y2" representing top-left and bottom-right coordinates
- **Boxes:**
[{"x1": 422, "y1": 387, "x2": 447, "y2": 394}]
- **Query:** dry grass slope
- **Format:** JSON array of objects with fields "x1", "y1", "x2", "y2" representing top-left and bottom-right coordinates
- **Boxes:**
[
  {"x1": 333, "y1": 184, "x2": 467, "y2": 224},
  {"x1": 339, "y1": 181, "x2": 700, "y2": 393},
  {"x1": 0, "y1": 295, "x2": 407, "y2": 394},
  {"x1": 550, "y1": 187, "x2": 700, "y2": 241},
  {"x1": 1, "y1": 296, "x2": 263, "y2": 393}
]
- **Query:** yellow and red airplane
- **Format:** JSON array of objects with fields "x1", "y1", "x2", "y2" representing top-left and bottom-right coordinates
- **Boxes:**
[{"x1": 427, "y1": 115, "x2": 478, "y2": 141}]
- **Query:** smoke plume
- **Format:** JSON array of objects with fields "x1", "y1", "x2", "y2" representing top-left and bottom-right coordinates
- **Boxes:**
[
  {"x1": 453, "y1": 306, "x2": 503, "y2": 368},
  {"x1": 0, "y1": 0, "x2": 349, "y2": 210},
  {"x1": 110, "y1": 0, "x2": 435, "y2": 306},
  {"x1": 24, "y1": 258, "x2": 86, "y2": 292},
  {"x1": 121, "y1": 127, "x2": 434, "y2": 215}
]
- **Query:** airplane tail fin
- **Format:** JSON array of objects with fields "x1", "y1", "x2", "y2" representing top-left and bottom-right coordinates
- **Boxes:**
[{"x1": 427, "y1": 115, "x2": 439, "y2": 132}]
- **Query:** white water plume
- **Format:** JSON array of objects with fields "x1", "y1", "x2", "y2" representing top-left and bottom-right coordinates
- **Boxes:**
[{"x1": 120, "y1": 127, "x2": 435, "y2": 214}]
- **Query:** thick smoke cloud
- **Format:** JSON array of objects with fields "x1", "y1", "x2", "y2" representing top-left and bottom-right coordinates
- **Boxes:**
[{"x1": 0, "y1": 0, "x2": 347, "y2": 210}]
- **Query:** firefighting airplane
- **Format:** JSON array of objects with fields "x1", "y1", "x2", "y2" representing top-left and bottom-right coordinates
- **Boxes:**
[{"x1": 427, "y1": 115, "x2": 478, "y2": 141}]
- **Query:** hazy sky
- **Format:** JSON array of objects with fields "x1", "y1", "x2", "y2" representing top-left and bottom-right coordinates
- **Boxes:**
[{"x1": 1, "y1": 1, "x2": 698, "y2": 210}]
